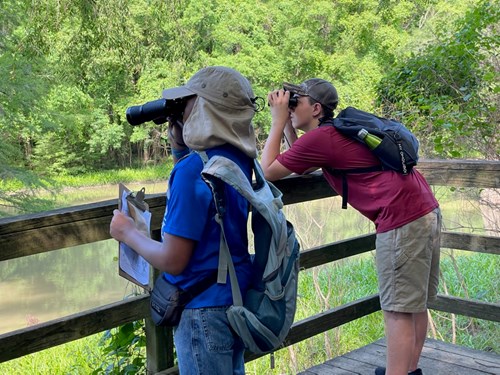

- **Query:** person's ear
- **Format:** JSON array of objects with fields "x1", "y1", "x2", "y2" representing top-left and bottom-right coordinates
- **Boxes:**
[{"x1": 312, "y1": 102, "x2": 323, "y2": 117}]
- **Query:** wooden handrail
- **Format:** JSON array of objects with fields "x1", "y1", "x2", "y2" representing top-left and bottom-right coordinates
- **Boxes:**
[{"x1": 1, "y1": 159, "x2": 499, "y2": 261}]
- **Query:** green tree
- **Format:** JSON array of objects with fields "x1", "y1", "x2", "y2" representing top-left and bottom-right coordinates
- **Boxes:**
[
  {"x1": 377, "y1": 0, "x2": 499, "y2": 159},
  {"x1": 0, "y1": 0, "x2": 57, "y2": 215},
  {"x1": 1, "y1": 0, "x2": 493, "y2": 187}
]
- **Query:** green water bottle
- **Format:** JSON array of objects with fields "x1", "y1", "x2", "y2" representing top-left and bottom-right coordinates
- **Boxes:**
[{"x1": 358, "y1": 128, "x2": 382, "y2": 150}]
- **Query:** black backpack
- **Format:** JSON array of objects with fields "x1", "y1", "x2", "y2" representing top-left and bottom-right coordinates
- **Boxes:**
[{"x1": 323, "y1": 106, "x2": 420, "y2": 209}]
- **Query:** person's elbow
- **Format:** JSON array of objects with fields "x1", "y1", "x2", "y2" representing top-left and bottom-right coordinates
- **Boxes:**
[
  {"x1": 162, "y1": 262, "x2": 185, "y2": 276},
  {"x1": 262, "y1": 160, "x2": 292, "y2": 181},
  {"x1": 264, "y1": 169, "x2": 281, "y2": 181},
  {"x1": 157, "y1": 254, "x2": 189, "y2": 275},
  {"x1": 159, "y1": 233, "x2": 195, "y2": 275}
]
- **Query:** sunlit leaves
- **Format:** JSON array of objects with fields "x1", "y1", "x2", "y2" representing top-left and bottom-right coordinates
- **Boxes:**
[
  {"x1": 2, "y1": 0, "x2": 495, "y2": 185},
  {"x1": 377, "y1": 0, "x2": 499, "y2": 159}
]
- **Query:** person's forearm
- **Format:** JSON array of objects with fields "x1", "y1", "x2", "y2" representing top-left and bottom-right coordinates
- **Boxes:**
[
  {"x1": 121, "y1": 228, "x2": 169, "y2": 271},
  {"x1": 114, "y1": 225, "x2": 193, "y2": 275},
  {"x1": 261, "y1": 123, "x2": 285, "y2": 172},
  {"x1": 262, "y1": 89, "x2": 294, "y2": 180},
  {"x1": 283, "y1": 120, "x2": 298, "y2": 149}
]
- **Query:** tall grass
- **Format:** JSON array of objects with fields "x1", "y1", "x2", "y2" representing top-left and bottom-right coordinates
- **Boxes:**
[
  {"x1": 0, "y1": 334, "x2": 103, "y2": 374},
  {"x1": 0, "y1": 164, "x2": 172, "y2": 216},
  {"x1": 0, "y1": 165, "x2": 172, "y2": 192},
  {"x1": 50, "y1": 165, "x2": 172, "y2": 189}
]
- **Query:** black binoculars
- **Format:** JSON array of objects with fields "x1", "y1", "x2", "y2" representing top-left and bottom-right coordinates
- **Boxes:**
[
  {"x1": 288, "y1": 95, "x2": 298, "y2": 108},
  {"x1": 126, "y1": 98, "x2": 188, "y2": 126},
  {"x1": 267, "y1": 91, "x2": 298, "y2": 109}
]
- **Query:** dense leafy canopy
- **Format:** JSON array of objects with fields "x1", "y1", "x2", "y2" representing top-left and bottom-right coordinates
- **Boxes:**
[
  {"x1": 377, "y1": 1, "x2": 499, "y2": 159},
  {"x1": 0, "y1": 0, "x2": 498, "y2": 213}
]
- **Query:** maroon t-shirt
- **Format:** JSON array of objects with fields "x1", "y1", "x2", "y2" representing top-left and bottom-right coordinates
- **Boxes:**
[{"x1": 276, "y1": 126, "x2": 438, "y2": 233}]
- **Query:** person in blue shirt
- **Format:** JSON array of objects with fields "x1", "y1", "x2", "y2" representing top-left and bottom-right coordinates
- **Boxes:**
[{"x1": 110, "y1": 66, "x2": 259, "y2": 374}]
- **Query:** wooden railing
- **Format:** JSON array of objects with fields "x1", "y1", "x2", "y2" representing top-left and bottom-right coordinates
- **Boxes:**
[{"x1": 1, "y1": 159, "x2": 499, "y2": 374}]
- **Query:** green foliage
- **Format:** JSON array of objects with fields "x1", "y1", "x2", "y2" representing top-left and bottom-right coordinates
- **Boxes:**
[
  {"x1": 377, "y1": 0, "x2": 499, "y2": 159},
  {"x1": 0, "y1": 0, "x2": 52, "y2": 182},
  {"x1": 0, "y1": 334, "x2": 103, "y2": 374},
  {"x1": 2, "y1": 0, "x2": 496, "y2": 209},
  {"x1": 0, "y1": 139, "x2": 57, "y2": 217},
  {"x1": 91, "y1": 321, "x2": 146, "y2": 375}
]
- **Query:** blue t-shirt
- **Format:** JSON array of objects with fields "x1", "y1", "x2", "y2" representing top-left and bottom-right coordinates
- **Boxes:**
[{"x1": 161, "y1": 144, "x2": 253, "y2": 308}]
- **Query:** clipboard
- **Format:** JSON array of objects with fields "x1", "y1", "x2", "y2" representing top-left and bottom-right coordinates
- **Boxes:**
[{"x1": 118, "y1": 183, "x2": 152, "y2": 291}]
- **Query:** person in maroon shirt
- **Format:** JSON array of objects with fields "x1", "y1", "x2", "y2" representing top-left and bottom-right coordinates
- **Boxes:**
[{"x1": 261, "y1": 78, "x2": 441, "y2": 375}]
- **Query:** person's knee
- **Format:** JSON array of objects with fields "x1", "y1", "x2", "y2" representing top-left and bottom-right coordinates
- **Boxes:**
[{"x1": 383, "y1": 310, "x2": 413, "y2": 324}]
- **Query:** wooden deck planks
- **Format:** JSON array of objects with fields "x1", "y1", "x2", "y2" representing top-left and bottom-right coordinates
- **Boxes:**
[{"x1": 299, "y1": 339, "x2": 500, "y2": 375}]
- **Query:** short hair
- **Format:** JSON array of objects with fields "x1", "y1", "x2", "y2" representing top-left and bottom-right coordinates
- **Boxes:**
[{"x1": 307, "y1": 96, "x2": 334, "y2": 118}]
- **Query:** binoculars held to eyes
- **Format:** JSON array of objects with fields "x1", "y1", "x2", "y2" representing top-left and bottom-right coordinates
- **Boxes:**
[
  {"x1": 266, "y1": 90, "x2": 298, "y2": 109},
  {"x1": 127, "y1": 88, "x2": 299, "y2": 127},
  {"x1": 126, "y1": 98, "x2": 189, "y2": 126},
  {"x1": 288, "y1": 95, "x2": 298, "y2": 108}
]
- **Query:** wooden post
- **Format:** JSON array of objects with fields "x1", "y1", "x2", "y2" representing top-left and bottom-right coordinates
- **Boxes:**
[
  {"x1": 145, "y1": 229, "x2": 176, "y2": 374},
  {"x1": 145, "y1": 314, "x2": 175, "y2": 374}
]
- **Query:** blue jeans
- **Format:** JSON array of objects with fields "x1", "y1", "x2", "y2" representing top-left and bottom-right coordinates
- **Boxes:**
[{"x1": 174, "y1": 307, "x2": 246, "y2": 375}]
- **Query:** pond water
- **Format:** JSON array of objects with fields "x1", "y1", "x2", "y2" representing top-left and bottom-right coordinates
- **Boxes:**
[
  {"x1": 0, "y1": 182, "x2": 167, "y2": 335},
  {"x1": 0, "y1": 185, "x2": 492, "y2": 334}
]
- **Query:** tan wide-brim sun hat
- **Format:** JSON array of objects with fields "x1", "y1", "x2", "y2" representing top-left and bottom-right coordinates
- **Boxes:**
[{"x1": 162, "y1": 66, "x2": 258, "y2": 159}]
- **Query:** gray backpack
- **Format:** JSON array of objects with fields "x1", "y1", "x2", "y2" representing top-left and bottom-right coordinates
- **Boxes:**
[{"x1": 201, "y1": 154, "x2": 300, "y2": 355}]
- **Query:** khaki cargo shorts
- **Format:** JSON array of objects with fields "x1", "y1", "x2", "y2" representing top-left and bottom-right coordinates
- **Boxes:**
[{"x1": 376, "y1": 208, "x2": 442, "y2": 313}]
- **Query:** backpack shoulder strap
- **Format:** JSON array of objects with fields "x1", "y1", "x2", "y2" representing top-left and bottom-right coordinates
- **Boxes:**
[
  {"x1": 201, "y1": 155, "x2": 253, "y2": 306},
  {"x1": 192, "y1": 151, "x2": 243, "y2": 304},
  {"x1": 325, "y1": 166, "x2": 383, "y2": 209},
  {"x1": 201, "y1": 156, "x2": 285, "y2": 305},
  {"x1": 320, "y1": 114, "x2": 384, "y2": 209},
  {"x1": 203, "y1": 156, "x2": 283, "y2": 217}
]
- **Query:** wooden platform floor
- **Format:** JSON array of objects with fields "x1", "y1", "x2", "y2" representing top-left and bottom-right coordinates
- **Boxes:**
[{"x1": 299, "y1": 338, "x2": 500, "y2": 375}]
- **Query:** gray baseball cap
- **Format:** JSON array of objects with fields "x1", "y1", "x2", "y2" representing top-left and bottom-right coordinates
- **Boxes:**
[{"x1": 283, "y1": 78, "x2": 338, "y2": 110}]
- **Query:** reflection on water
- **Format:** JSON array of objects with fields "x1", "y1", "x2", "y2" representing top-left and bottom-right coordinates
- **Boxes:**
[
  {"x1": 283, "y1": 196, "x2": 375, "y2": 249},
  {"x1": 0, "y1": 185, "x2": 491, "y2": 335},
  {"x1": 0, "y1": 181, "x2": 165, "y2": 334},
  {"x1": 0, "y1": 240, "x2": 141, "y2": 335}
]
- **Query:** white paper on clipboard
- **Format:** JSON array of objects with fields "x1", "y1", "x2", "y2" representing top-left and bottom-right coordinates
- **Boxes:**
[{"x1": 118, "y1": 183, "x2": 152, "y2": 291}]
